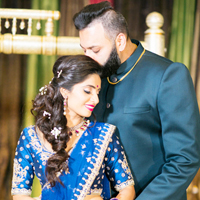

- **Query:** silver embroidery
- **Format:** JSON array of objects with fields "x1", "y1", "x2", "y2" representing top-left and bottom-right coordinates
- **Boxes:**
[
  {"x1": 28, "y1": 128, "x2": 52, "y2": 164},
  {"x1": 114, "y1": 151, "x2": 134, "y2": 191},
  {"x1": 90, "y1": 188, "x2": 102, "y2": 195},
  {"x1": 77, "y1": 124, "x2": 116, "y2": 200},
  {"x1": 11, "y1": 159, "x2": 32, "y2": 195},
  {"x1": 81, "y1": 144, "x2": 86, "y2": 149},
  {"x1": 114, "y1": 179, "x2": 135, "y2": 191},
  {"x1": 12, "y1": 159, "x2": 27, "y2": 188},
  {"x1": 12, "y1": 126, "x2": 53, "y2": 195}
]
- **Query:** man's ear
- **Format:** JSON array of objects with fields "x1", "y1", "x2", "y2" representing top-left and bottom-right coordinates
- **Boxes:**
[
  {"x1": 116, "y1": 33, "x2": 127, "y2": 52},
  {"x1": 60, "y1": 87, "x2": 69, "y2": 98}
]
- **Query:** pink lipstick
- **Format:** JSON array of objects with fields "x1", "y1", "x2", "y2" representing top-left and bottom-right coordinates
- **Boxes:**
[{"x1": 85, "y1": 104, "x2": 95, "y2": 111}]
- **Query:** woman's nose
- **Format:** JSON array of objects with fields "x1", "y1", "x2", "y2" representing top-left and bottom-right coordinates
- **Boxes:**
[{"x1": 91, "y1": 93, "x2": 99, "y2": 105}]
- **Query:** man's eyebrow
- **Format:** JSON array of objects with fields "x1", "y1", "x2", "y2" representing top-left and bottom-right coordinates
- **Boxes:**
[{"x1": 80, "y1": 44, "x2": 98, "y2": 49}]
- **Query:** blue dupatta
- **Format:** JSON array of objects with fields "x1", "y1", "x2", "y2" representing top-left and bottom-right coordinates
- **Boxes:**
[{"x1": 41, "y1": 122, "x2": 116, "y2": 200}]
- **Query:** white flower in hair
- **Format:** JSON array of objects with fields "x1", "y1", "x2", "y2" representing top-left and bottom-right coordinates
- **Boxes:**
[
  {"x1": 39, "y1": 85, "x2": 48, "y2": 95},
  {"x1": 43, "y1": 111, "x2": 51, "y2": 119},
  {"x1": 57, "y1": 70, "x2": 62, "y2": 78},
  {"x1": 51, "y1": 127, "x2": 62, "y2": 139}
]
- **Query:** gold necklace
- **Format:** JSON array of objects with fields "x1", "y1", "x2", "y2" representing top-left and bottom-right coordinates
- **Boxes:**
[
  {"x1": 67, "y1": 119, "x2": 89, "y2": 138},
  {"x1": 107, "y1": 49, "x2": 145, "y2": 85}
]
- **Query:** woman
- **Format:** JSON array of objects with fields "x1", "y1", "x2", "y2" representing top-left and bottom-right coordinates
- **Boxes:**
[{"x1": 11, "y1": 55, "x2": 135, "y2": 200}]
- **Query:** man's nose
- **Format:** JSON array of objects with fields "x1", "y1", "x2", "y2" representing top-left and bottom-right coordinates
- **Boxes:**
[{"x1": 84, "y1": 51, "x2": 93, "y2": 59}]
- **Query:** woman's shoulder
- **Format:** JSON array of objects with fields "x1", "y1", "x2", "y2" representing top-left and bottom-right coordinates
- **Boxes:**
[
  {"x1": 91, "y1": 121, "x2": 116, "y2": 129},
  {"x1": 19, "y1": 125, "x2": 37, "y2": 142},
  {"x1": 22, "y1": 125, "x2": 35, "y2": 131},
  {"x1": 22, "y1": 125, "x2": 36, "y2": 135},
  {"x1": 89, "y1": 122, "x2": 116, "y2": 138}
]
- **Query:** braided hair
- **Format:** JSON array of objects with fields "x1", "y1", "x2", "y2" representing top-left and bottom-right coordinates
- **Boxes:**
[{"x1": 31, "y1": 55, "x2": 102, "y2": 186}]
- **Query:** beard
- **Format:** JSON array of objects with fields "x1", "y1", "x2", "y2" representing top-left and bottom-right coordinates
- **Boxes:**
[{"x1": 101, "y1": 46, "x2": 121, "y2": 78}]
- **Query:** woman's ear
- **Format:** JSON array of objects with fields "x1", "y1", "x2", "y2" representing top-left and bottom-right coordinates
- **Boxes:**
[
  {"x1": 116, "y1": 33, "x2": 127, "y2": 52},
  {"x1": 60, "y1": 87, "x2": 69, "y2": 98}
]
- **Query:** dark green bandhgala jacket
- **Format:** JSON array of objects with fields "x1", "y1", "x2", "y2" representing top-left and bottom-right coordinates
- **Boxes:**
[{"x1": 94, "y1": 39, "x2": 200, "y2": 200}]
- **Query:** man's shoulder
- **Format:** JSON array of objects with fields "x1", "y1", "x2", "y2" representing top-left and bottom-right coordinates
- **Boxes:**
[
  {"x1": 136, "y1": 49, "x2": 189, "y2": 77},
  {"x1": 143, "y1": 50, "x2": 172, "y2": 66}
]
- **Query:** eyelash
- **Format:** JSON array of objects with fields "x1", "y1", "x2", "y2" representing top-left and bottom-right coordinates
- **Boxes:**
[{"x1": 84, "y1": 90, "x2": 90, "y2": 94}]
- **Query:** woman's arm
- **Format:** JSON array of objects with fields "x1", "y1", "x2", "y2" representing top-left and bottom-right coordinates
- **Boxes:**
[
  {"x1": 105, "y1": 133, "x2": 136, "y2": 200},
  {"x1": 11, "y1": 129, "x2": 37, "y2": 200},
  {"x1": 84, "y1": 195, "x2": 103, "y2": 200},
  {"x1": 113, "y1": 185, "x2": 135, "y2": 200},
  {"x1": 13, "y1": 195, "x2": 37, "y2": 200}
]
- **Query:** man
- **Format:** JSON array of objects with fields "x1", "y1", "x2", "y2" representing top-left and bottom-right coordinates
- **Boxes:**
[{"x1": 73, "y1": 1, "x2": 200, "y2": 199}]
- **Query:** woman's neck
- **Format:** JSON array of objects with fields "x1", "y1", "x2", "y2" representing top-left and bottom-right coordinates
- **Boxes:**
[{"x1": 66, "y1": 115, "x2": 84, "y2": 128}]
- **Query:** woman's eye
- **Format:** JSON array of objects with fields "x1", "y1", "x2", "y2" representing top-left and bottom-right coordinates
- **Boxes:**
[{"x1": 84, "y1": 90, "x2": 90, "y2": 94}]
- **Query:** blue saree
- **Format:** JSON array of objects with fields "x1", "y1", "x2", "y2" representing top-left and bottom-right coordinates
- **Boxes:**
[{"x1": 11, "y1": 122, "x2": 134, "y2": 200}]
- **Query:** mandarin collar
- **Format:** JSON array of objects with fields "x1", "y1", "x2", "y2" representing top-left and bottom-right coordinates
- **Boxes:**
[{"x1": 109, "y1": 39, "x2": 144, "y2": 83}]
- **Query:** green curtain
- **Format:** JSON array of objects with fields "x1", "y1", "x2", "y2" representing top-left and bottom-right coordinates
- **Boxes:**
[
  {"x1": 168, "y1": 0, "x2": 196, "y2": 70},
  {"x1": 23, "y1": 0, "x2": 60, "y2": 197}
]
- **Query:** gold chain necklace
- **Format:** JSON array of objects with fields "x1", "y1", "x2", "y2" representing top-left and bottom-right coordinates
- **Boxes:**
[{"x1": 107, "y1": 49, "x2": 145, "y2": 85}]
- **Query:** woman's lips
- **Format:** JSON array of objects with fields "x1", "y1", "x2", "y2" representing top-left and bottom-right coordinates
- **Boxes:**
[{"x1": 85, "y1": 104, "x2": 95, "y2": 111}]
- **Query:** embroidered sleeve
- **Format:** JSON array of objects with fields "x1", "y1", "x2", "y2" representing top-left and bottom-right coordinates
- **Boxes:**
[
  {"x1": 105, "y1": 134, "x2": 134, "y2": 191},
  {"x1": 11, "y1": 129, "x2": 34, "y2": 196}
]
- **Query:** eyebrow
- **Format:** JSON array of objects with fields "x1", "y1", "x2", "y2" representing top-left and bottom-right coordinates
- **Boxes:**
[
  {"x1": 80, "y1": 44, "x2": 99, "y2": 50},
  {"x1": 84, "y1": 85, "x2": 101, "y2": 90}
]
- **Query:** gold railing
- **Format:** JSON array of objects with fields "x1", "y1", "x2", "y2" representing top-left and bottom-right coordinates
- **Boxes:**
[
  {"x1": 0, "y1": 9, "x2": 165, "y2": 56},
  {"x1": 0, "y1": 34, "x2": 83, "y2": 55},
  {"x1": 0, "y1": 8, "x2": 83, "y2": 55},
  {"x1": 0, "y1": 9, "x2": 60, "y2": 35}
]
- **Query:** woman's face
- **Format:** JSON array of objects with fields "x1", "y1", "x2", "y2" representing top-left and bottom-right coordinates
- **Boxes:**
[{"x1": 64, "y1": 74, "x2": 101, "y2": 120}]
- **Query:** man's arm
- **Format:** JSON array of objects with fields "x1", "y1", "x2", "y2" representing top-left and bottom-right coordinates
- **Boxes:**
[{"x1": 136, "y1": 63, "x2": 200, "y2": 200}]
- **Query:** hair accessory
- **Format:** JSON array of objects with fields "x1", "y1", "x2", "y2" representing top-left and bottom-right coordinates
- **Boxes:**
[
  {"x1": 57, "y1": 70, "x2": 62, "y2": 78},
  {"x1": 43, "y1": 111, "x2": 51, "y2": 119},
  {"x1": 49, "y1": 78, "x2": 53, "y2": 84},
  {"x1": 51, "y1": 127, "x2": 62, "y2": 139},
  {"x1": 39, "y1": 85, "x2": 48, "y2": 95},
  {"x1": 63, "y1": 97, "x2": 67, "y2": 115},
  {"x1": 68, "y1": 119, "x2": 89, "y2": 138}
]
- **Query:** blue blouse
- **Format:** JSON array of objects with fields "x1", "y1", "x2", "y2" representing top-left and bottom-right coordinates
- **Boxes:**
[{"x1": 11, "y1": 122, "x2": 134, "y2": 200}]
